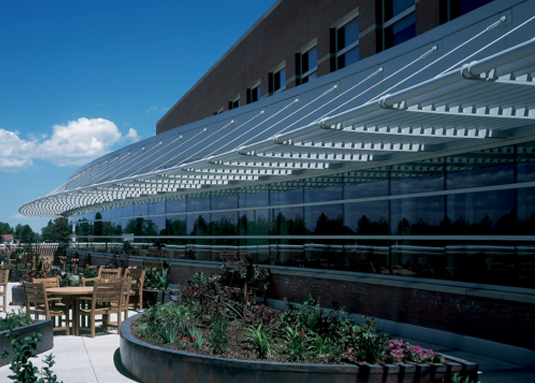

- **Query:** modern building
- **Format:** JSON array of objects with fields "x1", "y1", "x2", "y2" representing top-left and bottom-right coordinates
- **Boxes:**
[{"x1": 20, "y1": 0, "x2": 535, "y2": 363}]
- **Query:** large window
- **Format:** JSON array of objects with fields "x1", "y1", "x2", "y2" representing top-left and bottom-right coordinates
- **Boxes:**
[
  {"x1": 333, "y1": 10, "x2": 359, "y2": 70},
  {"x1": 383, "y1": 0, "x2": 416, "y2": 49},
  {"x1": 269, "y1": 62, "x2": 286, "y2": 95},
  {"x1": 440, "y1": 0, "x2": 494, "y2": 23},
  {"x1": 297, "y1": 42, "x2": 318, "y2": 85}
]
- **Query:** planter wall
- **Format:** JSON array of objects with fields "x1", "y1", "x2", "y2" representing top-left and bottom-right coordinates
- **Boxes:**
[
  {"x1": 120, "y1": 314, "x2": 478, "y2": 383},
  {"x1": 0, "y1": 320, "x2": 54, "y2": 367}
]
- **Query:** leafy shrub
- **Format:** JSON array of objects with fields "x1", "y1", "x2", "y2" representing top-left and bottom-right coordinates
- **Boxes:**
[
  {"x1": 210, "y1": 317, "x2": 229, "y2": 354},
  {"x1": 0, "y1": 310, "x2": 33, "y2": 331},
  {"x1": 220, "y1": 258, "x2": 269, "y2": 293},
  {"x1": 247, "y1": 324, "x2": 272, "y2": 358}
]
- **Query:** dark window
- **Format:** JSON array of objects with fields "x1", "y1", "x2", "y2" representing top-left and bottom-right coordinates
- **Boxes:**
[
  {"x1": 298, "y1": 47, "x2": 318, "y2": 85},
  {"x1": 516, "y1": 142, "x2": 535, "y2": 183},
  {"x1": 229, "y1": 97, "x2": 240, "y2": 110},
  {"x1": 384, "y1": 0, "x2": 415, "y2": 49},
  {"x1": 271, "y1": 207, "x2": 305, "y2": 236},
  {"x1": 239, "y1": 209, "x2": 270, "y2": 236},
  {"x1": 269, "y1": 67, "x2": 286, "y2": 94},
  {"x1": 441, "y1": 0, "x2": 495, "y2": 23},
  {"x1": 336, "y1": 17, "x2": 359, "y2": 70},
  {"x1": 247, "y1": 85, "x2": 261, "y2": 103},
  {"x1": 304, "y1": 204, "x2": 343, "y2": 235},
  {"x1": 344, "y1": 168, "x2": 389, "y2": 199},
  {"x1": 270, "y1": 182, "x2": 303, "y2": 205},
  {"x1": 304, "y1": 176, "x2": 343, "y2": 203},
  {"x1": 239, "y1": 186, "x2": 269, "y2": 208}
]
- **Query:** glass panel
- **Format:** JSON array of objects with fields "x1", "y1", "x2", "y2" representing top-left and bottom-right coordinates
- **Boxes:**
[
  {"x1": 211, "y1": 192, "x2": 238, "y2": 210},
  {"x1": 165, "y1": 215, "x2": 187, "y2": 236},
  {"x1": 344, "y1": 201, "x2": 389, "y2": 235},
  {"x1": 270, "y1": 181, "x2": 303, "y2": 205},
  {"x1": 390, "y1": 196, "x2": 445, "y2": 235},
  {"x1": 445, "y1": 190, "x2": 514, "y2": 235},
  {"x1": 392, "y1": 13, "x2": 415, "y2": 47},
  {"x1": 239, "y1": 185, "x2": 269, "y2": 208},
  {"x1": 271, "y1": 207, "x2": 305, "y2": 237},
  {"x1": 344, "y1": 168, "x2": 388, "y2": 199},
  {"x1": 121, "y1": 205, "x2": 134, "y2": 217},
  {"x1": 134, "y1": 204, "x2": 148, "y2": 217},
  {"x1": 187, "y1": 194, "x2": 210, "y2": 212},
  {"x1": 187, "y1": 213, "x2": 211, "y2": 236},
  {"x1": 385, "y1": 0, "x2": 415, "y2": 20},
  {"x1": 304, "y1": 175, "x2": 343, "y2": 203},
  {"x1": 304, "y1": 204, "x2": 343, "y2": 235},
  {"x1": 211, "y1": 212, "x2": 238, "y2": 236},
  {"x1": 338, "y1": 46, "x2": 359, "y2": 69},
  {"x1": 446, "y1": 147, "x2": 514, "y2": 190},
  {"x1": 390, "y1": 158, "x2": 444, "y2": 195},
  {"x1": 302, "y1": 47, "x2": 317, "y2": 73},
  {"x1": 338, "y1": 18, "x2": 359, "y2": 51},
  {"x1": 516, "y1": 142, "x2": 535, "y2": 183},
  {"x1": 238, "y1": 209, "x2": 270, "y2": 236},
  {"x1": 166, "y1": 198, "x2": 186, "y2": 214},
  {"x1": 517, "y1": 188, "x2": 535, "y2": 235},
  {"x1": 149, "y1": 202, "x2": 165, "y2": 215}
]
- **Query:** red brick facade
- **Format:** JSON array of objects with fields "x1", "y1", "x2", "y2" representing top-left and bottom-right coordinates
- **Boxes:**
[{"x1": 157, "y1": 0, "x2": 466, "y2": 134}]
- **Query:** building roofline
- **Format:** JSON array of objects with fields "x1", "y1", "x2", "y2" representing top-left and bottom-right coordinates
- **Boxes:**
[{"x1": 156, "y1": 0, "x2": 284, "y2": 129}]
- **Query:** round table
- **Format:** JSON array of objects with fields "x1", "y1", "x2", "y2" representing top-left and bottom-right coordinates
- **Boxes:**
[{"x1": 47, "y1": 287, "x2": 93, "y2": 335}]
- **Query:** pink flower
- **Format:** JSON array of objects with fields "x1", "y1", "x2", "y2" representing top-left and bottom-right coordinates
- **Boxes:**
[{"x1": 300, "y1": 330, "x2": 306, "y2": 338}]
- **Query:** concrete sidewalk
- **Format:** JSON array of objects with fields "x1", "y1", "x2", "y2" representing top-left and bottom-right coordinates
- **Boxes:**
[{"x1": 1, "y1": 283, "x2": 533, "y2": 383}]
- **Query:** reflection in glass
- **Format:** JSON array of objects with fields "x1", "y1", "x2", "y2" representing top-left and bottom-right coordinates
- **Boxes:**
[
  {"x1": 270, "y1": 181, "x2": 303, "y2": 205},
  {"x1": 238, "y1": 210, "x2": 269, "y2": 237},
  {"x1": 121, "y1": 205, "x2": 134, "y2": 217},
  {"x1": 390, "y1": 196, "x2": 444, "y2": 235},
  {"x1": 211, "y1": 192, "x2": 238, "y2": 211},
  {"x1": 446, "y1": 147, "x2": 514, "y2": 189},
  {"x1": 304, "y1": 204, "x2": 343, "y2": 235},
  {"x1": 187, "y1": 193, "x2": 210, "y2": 212},
  {"x1": 344, "y1": 201, "x2": 389, "y2": 235},
  {"x1": 134, "y1": 204, "x2": 148, "y2": 217},
  {"x1": 166, "y1": 198, "x2": 186, "y2": 214},
  {"x1": 304, "y1": 176, "x2": 342, "y2": 203},
  {"x1": 187, "y1": 213, "x2": 211, "y2": 236},
  {"x1": 445, "y1": 190, "x2": 514, "y2": 235},
  {"x1": 516, "y1": 142, "x2": 535, "y2": 183},
  {"x1": 271, "y1": 207, "x2": 305, "y2": 237},
  {"x1": 149, "y1": 202, "x2": 165, "y2": 215},
  {"x1": 344, "y1": 168, "x2": 388, "y2": 199},
  {"x1": 239, "y1": 186, "x2": 269, "y2": 208},
  {"x1": 390, "y1": 159, "x2": 444, "y2": 195}
]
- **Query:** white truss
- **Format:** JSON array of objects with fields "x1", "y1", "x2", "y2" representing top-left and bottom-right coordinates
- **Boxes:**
[{"x1": 19, "y1": 38, "x2": 535, "y2": 217}]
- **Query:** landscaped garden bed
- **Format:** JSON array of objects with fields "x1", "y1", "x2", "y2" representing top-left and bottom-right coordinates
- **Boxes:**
[
  {"x1": 120, "y1": 260, "x2": 478, "y2": 383},
  {"x1": 0, "y1": 311, "x2": 53, "y2": 367}
]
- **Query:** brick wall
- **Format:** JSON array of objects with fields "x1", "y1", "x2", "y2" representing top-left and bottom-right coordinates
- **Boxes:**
[{"x1": 164, "y1": 260, "x2": 535, "y2": 351}]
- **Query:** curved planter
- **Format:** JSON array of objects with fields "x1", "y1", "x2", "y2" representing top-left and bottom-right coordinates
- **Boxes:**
[
  {"x1": 120, "y1": 313, "x2": 478, "y2": 383},
  {"x1": 0, "y1": 319, "x2": 54, "y2": 367}
]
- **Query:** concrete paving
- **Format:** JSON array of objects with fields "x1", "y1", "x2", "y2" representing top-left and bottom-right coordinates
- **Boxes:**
[{"x1": 1, "y1": 283, "x2": 533, "y2": 383}]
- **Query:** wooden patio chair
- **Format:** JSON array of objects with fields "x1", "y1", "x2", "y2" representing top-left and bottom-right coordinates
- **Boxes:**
[
  {"x1": 81, "y1": 267, "x2": 122, "y2": 286},
  {"x1": 108, "y1": 277, "x2": 132, "y2": 330},
  {"x1": 218, "y1": 252, "x2": 236, "y2": 262},
  {"x1": 0, "y1": 269, "x2": 8, "y2": 312},
  {"x1": 22, "y1": 281, "x2": 69, "y2": 334},
  {"x1": 77, "y1": 280, "x2": 123, "y2": 337},
  {"x1": 124, "y1": 268, "x2": 145, "y2": 311}
]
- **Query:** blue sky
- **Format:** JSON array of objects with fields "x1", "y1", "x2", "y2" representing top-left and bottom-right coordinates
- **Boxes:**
[{"x1": 0, "y1": 0, "x2": 276, "y2": 233}]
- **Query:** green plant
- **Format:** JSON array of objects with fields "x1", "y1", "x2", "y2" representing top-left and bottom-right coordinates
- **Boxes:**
[
  {"x1": 1, "y1": 330, "x2": 63, "y2": 383},
  {"x1": 210, "y1": 317, "x2": 229, "y2": 354},
  {"x1": 144, "y1": 266, "x2": 170, "y2": 290},
  {"x1": 0, "y1": 310, "x2": 33, "y2": 331},
  {"x1": 444, "y1": 373, "x2": 472, "y2": 383},
  {"x1": 247, "y1": 324, "x2": 272, "y2": 358},
  {"x1": 158, "y1": 321, "x2": 181, "y2": 344},
  {"x1": 58, "y1": 272, "x2": 81, "y2": 287},
  {"x1": 82, "y1": 268, "x2": 98, "y2": 279},
  {"x1": 219, "y1": 258, "x2": 269, "y2": 293},
  {"x1": 188, "y1": 326, "x2": 203, "y2": 349}
]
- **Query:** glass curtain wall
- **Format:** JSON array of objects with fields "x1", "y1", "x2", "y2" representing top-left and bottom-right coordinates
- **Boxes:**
[{"x1": 70, "y1": 142, "x2": 535, "y2": 289}]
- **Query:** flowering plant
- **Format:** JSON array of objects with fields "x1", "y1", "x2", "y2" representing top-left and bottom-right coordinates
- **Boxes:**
[
  {"x1": 385, "y1": 339, "x2": 444, "y2": 364},
  {"x1": 22, "y1": 270, "x2": 50, "y2": 282}
]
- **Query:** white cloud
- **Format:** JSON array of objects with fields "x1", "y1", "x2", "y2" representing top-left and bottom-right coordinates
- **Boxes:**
[{"x1": 0, "y1": 117, "x2": 139, "y2": 171}]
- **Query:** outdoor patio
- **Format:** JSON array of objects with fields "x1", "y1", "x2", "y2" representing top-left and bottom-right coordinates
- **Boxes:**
[{"x1": 1, "y1": 282, "x2": 533, "y2": 383}]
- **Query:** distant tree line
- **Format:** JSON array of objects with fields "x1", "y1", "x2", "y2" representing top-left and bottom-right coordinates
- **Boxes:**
[{"x1": 0, "y1": 217, "x2": 70, "y2": 244}]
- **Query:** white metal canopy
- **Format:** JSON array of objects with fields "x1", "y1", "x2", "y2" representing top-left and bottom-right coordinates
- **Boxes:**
[{"x1": 19, "y1": 38, "x2": 535, "y2": 217}]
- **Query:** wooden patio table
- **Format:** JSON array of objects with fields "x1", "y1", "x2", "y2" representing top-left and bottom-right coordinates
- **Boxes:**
[{"x1": 47, "y1": 286, "x2": 93, "y2": 335}]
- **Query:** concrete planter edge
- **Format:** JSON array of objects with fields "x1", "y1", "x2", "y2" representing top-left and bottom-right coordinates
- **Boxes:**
[
  {"x1": 0, "y1": 319, "x2": 54, "y2": 367},
  {"x1": 119, "y1": 313, "x2": 478, "y2": 383}
]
